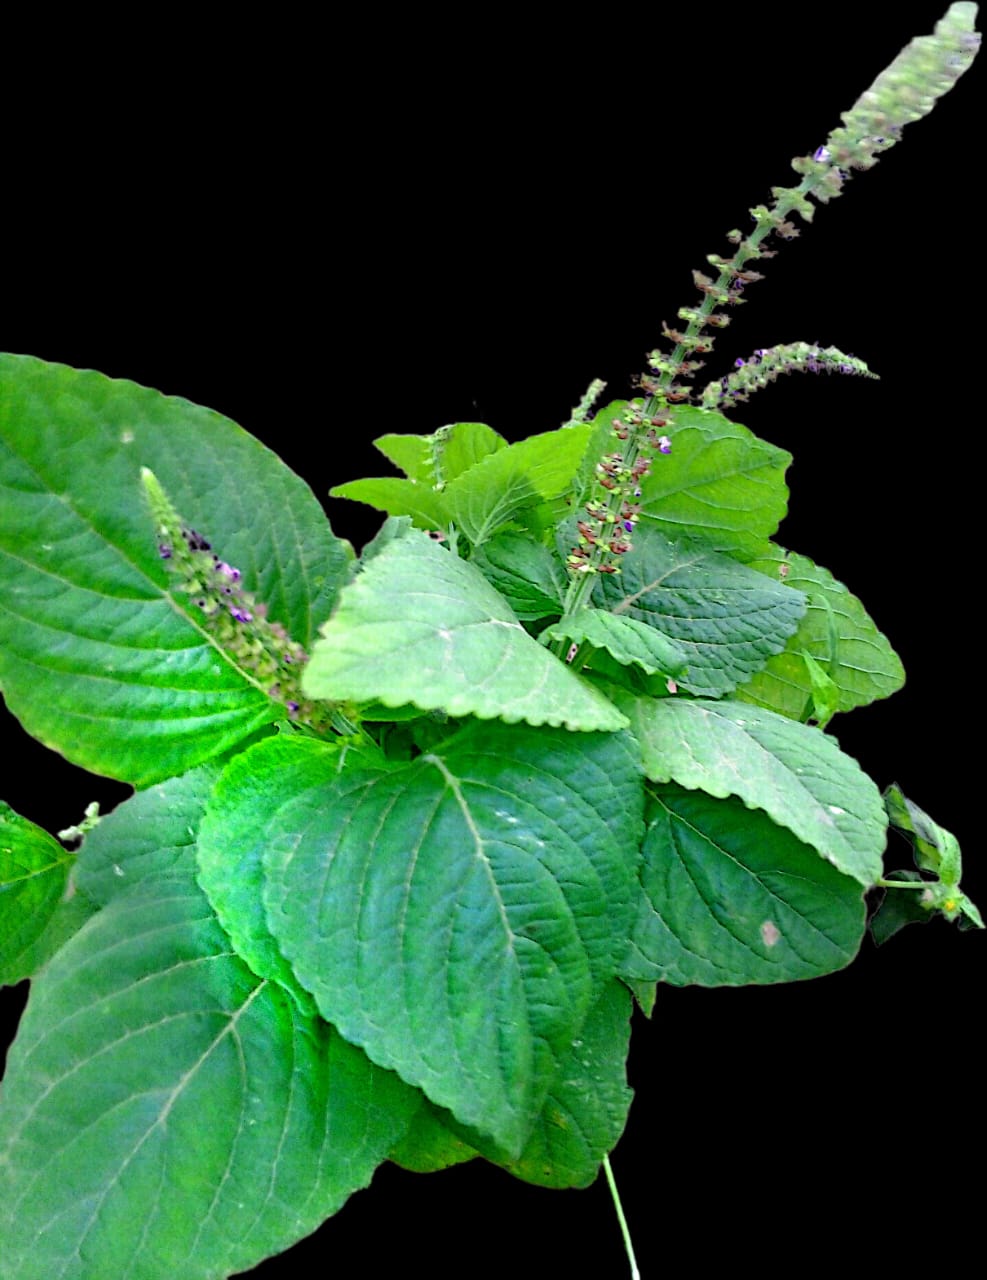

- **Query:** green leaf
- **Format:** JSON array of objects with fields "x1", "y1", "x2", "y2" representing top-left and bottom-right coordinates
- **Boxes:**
[
  {"x1": 197, "y1": 735, "x2": 384, "y2": 1008},
  {"x1": 388, "y1": 1101, "x2": 480, "y2": 1175},
  {"x1": 736, "y1": 547, "x2": 905, "y2": 718},
  {"x1": 431, "y1": 421, "x2": 507, "y2": 485},
  {"x1": 260, "y1": 721, "x2": 644, "y2": 1156},
  {"x1": 613, "y1": 694, "x2": 887, "y2": 887},
  {"x1": 74, "y1": 759, "x2": 225, "y2": 907},
  {"x1": 373, "y1": 432, "x2": 436, "y2": 483},
  {"x1": 442, "y1": 423, "x2": 593, "y2": 547},
  {"x1": 0, "y1": 354, "x2": 350, "y2": 786},
  {"x1": 543, "y1": 609, "x2": 689, "y2": 678},
  {"x1": 593, "y1": 525, "x2": 807, "y2": 697},
  {"x1": 328, "y1": 476, "x2": 451, "y2": 529},
  {"x1": 636, "y1": 405, "x2": 791, "y2": 558},
  {"x1": 0, "y1": 802, "x2": 93, "y2": 985},
  {"x1": 802, "y1": 650, "x2": 841, "y2": 727},
  {"x1": 470, "y1": 531, "x2": 566, "y2": 621},
  {"x1": 884, "y1": 784, "x2": 961, "y2": 883},
  {"x1": 491, "y1": 979, "x2": 634, "y2": 1189},
  {"x1": 0, "y1": 873, "x2": 418, "y2": 1280},
  {"x1": 302, "y1": 530, "x2": 628, "y2": 732},
  {"x1": 869, "y1": 872, "x2": 933, "y2": 945},
  {"x1": 624, "y1": 786, "x2": 866, "y2": 986}
]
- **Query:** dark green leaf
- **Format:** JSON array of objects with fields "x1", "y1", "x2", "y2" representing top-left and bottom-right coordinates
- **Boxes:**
[
  {"x1": 259, "y1": 721, "x2": 644, "y2": 1155},
  {"x1": 471, "y1": 531, "x2": 565, "y2": 621},
  {"x1": 0, "y1": 354, "x2": 350, "y2": 786},
  {"x1": 0, "y1": 803, "x2": 92, "y2": 985},
  {"x1": 0, "y1": 873, "x2": 418, "y2": 1279},
  {"x1": 303, "y1": 530, "x2": 627, "y2": 732},
  {"x1": 624, "y1": 786, "x2": 866, "y2": 986},
  {"x1": 593, "y1": 525, "x2": 807, "y2": 697}
]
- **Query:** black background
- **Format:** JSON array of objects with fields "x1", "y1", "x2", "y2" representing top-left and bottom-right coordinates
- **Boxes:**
[{"x1": 1, "y1": 8, "x2": 982, "y2": 1274}]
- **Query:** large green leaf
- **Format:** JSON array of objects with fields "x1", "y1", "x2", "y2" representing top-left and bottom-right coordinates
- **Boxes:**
[
  {"x1": 623, "y1": 786, "x2": 866, "y2": 986},
  {"x1": 0, "y1": 354, "x2": 350, "y2": 786},
  {"x1": 441, "y1": 423, "x2": 593, "y2": 547},
  {"x1": 303, "y1": 529, "x2": 627, "y2": 732},
  {"x1": 0, "y1": 803, "x2": 94, "y2": 985},
  {"x1": 258, "y1": 721, "x2": 644, "y2": 1156},
  {"x1": 735, "y1": 546, "x2": 905, "y2": 718},
  {"x1": 635, "y1": 404, "x2": 791, "y2": 558},
  {"x1": 614, "y1": 693, "x2": 886, "y2": 886},
  {"x1": 593, "y1": 525, "x2": 807, "y2": 697},
  {"x1": 0, "y1": 874, "x2": 417, "y2": 1279}
]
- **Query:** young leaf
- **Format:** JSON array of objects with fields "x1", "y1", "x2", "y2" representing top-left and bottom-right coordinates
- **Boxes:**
[
  {"x1": 0, "y1": 802, "x2": 94, "y2": 986},
  {"x1": 542, "y1": 609, "x2": 689, "y2": 679},
  {"x1": 624, "y1": 786, "x2": 866, "y2": 986},
  {"x1": 302, "y1": 529, "x2": 628, "y2": 732},
  {"x1": 633, "y1": 405, "x2": 792, "y2": 558},
  {"x1": 736, "y1": 547, "x2": 905, "y2": 718},
  {"x1": 0, "y1": 354, "x2": 350, "y2": 786},
  {"x1": 441, "y1": 423, "x2": 593, "y2": 547},
  {"x1": 612, "y1": 693, "x2": 887, "y2": 887},
  {"x1": 258, "y1": 721, "x2": 644, "y2": 1156},
  {"x1": 328, "y1": 475, "x2": 451, "y2": 529},
  {"x1": 593, "y1": 525, "x2": 807, "y2": 697},
  {"x1": 0, "y1": 874, "x2": 419, "y2": 1279}
]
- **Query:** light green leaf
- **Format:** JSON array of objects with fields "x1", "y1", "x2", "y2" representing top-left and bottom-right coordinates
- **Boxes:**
[
  {"x1": 736, "y1": 547, "x2": 905, "y2": 718},
  {"x1": 303, "y1": 530, "x2": 627, "y2": 732},
  {"x1": 260, "y1": 721, "x2": 644, "y2": 1156},
  {"x1": 373, "y1": 432, "x2": 436, "y2": 483},
  {"x1": 635, "y1": 404, "x2": 791, "y2": 558},
  {"x1": 0, "y1": 874, "x2": 418, "y2": 1279},
  {"x1": 0, "y1": 354, "x2": 350, "y2": 786},
  {"x1": 543, "y1": 609, "x2": 688, "y2": 678},
  {"x1": 593, "y1": 525, "x2": 807, "y2": 697},
  {"x1": 0, "y1": 802, "x2": 92, "y2": 985},
  {"x1": 388, "y1": 1101, "x2": 480, "y2": 1175},
  {"x1": 432, "y1": 421, "x2": 507, "y2": 485},
  {"x1": 614, "y1": 693, "x2": 886, "y2": 886},
  {"x1": 328, "y1": 476, "x2": 450, "y2": 529},
  {"x1": 802, "y1": 650, "x2": 840, "y2": 727},
  {"x1": 470, "y1": 531, "x2": 565, "y2": 621},
  {"x1": 442, "y1": 424, "x2": 592, "y2": 546},
  {"x1": 624, "y1": 786, "x2": 866, "y2": 986}
]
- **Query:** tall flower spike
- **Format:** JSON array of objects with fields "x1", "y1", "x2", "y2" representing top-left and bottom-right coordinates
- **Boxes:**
[
  {"x1": 639, "y1": 4, "x2": 979, "y2": 416},
  {"x1": 140, "y1": 468, "x2": 342, "y2": 734}
]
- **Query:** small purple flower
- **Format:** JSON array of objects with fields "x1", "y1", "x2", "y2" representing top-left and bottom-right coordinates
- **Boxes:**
[
  {"x1": 657, "y1": 436, "x2": 672, "y2": 454},
  {"x1": 286, "y1": 701, "x2": 300, "y2": 717},
  {"x1": 158, "y1": 543, "x2": 173, "y2": 560},
  {"x1": 216, "y1": 561, "x2": 242, "y2": 582},
  {"x1": 814, "y1": 145, "x2": 831, "y2": 163},
  {"x1": 623, "y1": 520, "x2": 634, "y2": 533},
  {"x1": 735, "y1": 358, "x2": 745, "y2": 368},
  {"x1": 230, "y1": 606, "x2": 253, "y2": 623}
]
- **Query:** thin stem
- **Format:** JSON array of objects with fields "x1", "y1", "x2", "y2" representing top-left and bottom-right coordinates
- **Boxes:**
[
  {"x1": 876, "y1": 877, "x2": 930, "y2": 890},
  {"x1": 603, "y1": 1153, "x2": 640, "y2": 1280}
]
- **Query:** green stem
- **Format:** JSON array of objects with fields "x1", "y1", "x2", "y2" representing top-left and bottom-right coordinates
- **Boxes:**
[
  {"x1": 603, "y1": 1153, "x2": 640, "y2": 1280},
  {"x1": 876, "y1": 878, "x2": 931, "y2": 890}
]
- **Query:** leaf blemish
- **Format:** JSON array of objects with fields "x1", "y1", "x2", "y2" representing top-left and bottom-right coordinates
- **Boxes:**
[{"x1": 760, "y1": 920, "x2": 781, "y2": 947}]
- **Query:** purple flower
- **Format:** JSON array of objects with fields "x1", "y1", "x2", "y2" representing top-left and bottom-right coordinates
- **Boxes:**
[
  {"x1": 623, "y1": 520, "x2": 634, "y2": 532},
  {"x1": 158, "y1": 543, "x2": 173, "y2": 560},
  {"x1": 230, "y1": 606, "x2": 253, "y2": 623},
  {"x1": 735, "y1": 358, "x2": 745, "y2": 368},
  {"x1": 286, "y1": 701, "x2": 300, "y2": 716},
  {"x1": 814, "y1": 145, "x2": 832, "y2": 163},
  {"x1": 657, "y1": 436, "x2": 672, "y2": 454},
  {"x1": 216, "y1": 561, "x2": 241, "y2": 582}
]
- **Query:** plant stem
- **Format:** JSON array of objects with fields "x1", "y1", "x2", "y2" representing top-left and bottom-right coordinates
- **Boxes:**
[
  {"x1": 603, "y1": 1153, "x2": 640, "y2": 1280},
  {"x1": 876, "y1": 878, "x2": 930, "y2": 889}
]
